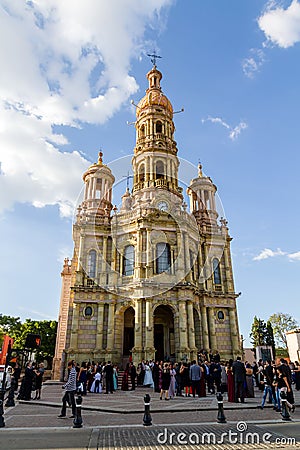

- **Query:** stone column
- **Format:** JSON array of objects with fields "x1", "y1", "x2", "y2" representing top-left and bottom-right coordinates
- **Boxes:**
[
  {"x1": 69, "y1": 303, "x2": 79, "y2": 352},
  {"x1": 133, "y1": 299, "x2": 143, "y2": 362},
  {"x1": 134, "y1": 229, "x2": 141, "y2": 279},
  {"x1": 106, "y1": 302, "x2": 115, "y2": 351},
  {"x1": 208, "y1": 307, "x2": 217, "y2": 351},
  {"x1": 146, "y1": 229, "x2": 153, "y2": 277},
  {"x1": 144, "y1": 299, "x2": 155, "y2": 361},
  {"x1": 95, "y1": 303, "x2": 104, "y2": 351},
  {"x1": 178, "y1": 301, "x2": 189, "y2": 358},
  {"x1": 200, "y1": 306, "x2": 209, "y2": 351},
  {"x1": 76, "y1": 233, "x2": 84, "y2": 271},
  {"x1": 229, "y1": 308, "x2": 240, "y2": 356},
  {"x1": 187, "y1": 301, "x2": 197, "y2": 360}
]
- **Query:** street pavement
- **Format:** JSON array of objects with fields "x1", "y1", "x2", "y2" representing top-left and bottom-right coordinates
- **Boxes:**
[{"x1": 1, "y1": 382, "x2": 300, "y2": 449}]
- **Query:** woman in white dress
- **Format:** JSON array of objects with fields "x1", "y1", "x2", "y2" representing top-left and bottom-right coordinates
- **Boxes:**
[
  {"x1": 143, "y1": 362, "x2": 154, "y2": 388},
  {"x1": 168, "y1": 363, "x2": 176, "y2": 399},
  {"x1": 90, "y1": 370, "x2": 102, "y2": 393}
]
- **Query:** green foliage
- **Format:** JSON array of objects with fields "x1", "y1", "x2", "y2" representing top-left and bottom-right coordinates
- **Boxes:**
[
  {"x1": 0, "y1": 314, "x2": 57, "y2": 362},
  {"x1": 0, "y1": 327, "x2": 4, "y2": 348},
  {"x1": 0, "y1": 314, "x2": 22, "y2": 336},
  {"x1": 250, "y1": 316, "x2": 268, "y2": 347},
  {"x1": 268, "y1": 313, "x2": 298, "y2": 349}
]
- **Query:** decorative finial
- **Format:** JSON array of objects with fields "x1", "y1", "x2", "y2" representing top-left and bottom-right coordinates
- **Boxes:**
[
  {"x1": 98, "y1": 151, "x2": 103, "y2": 165},
  {"x1": 147, "y1": 50, "x2": 162, "y2": 67},
  {"x1": 198, "y1": 160, "x2": 203, "y2": 177}
]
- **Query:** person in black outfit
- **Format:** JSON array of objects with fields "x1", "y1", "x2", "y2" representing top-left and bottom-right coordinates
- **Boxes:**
[
  {"x1": 129, "y1": 362, "x2": 137, "y2": 390},
  {"x1": 232, "y1": 357, "x2": 246, "y2": 403},
  {"x1": 152, "y1": 361, "x2": 160, "y2": 393},
  {"x1": 104, "y1": 361, "x2": 114, "y2": 394}
]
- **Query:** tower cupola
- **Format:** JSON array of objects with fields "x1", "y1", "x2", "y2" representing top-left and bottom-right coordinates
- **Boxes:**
[
  {"x1": 187, "y1": 163, "x2": 218, "y2": 224},
  {"x1": 81, "y1": 151, "x2": 115, "y2": 215}
]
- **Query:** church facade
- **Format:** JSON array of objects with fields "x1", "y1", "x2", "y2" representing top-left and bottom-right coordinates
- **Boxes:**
[{"x1": 52, "y1": 64, "x2": 241, "y2": 379}]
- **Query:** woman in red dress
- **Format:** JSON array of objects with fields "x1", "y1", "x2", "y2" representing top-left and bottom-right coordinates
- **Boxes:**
[{"x1": 226, "y1": 359, "x2": 234, "y2": 402}]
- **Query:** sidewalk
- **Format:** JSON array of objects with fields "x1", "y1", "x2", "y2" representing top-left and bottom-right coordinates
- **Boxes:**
[{"x1": 3, "y1": 382, "x2": 300, "y2": 429}]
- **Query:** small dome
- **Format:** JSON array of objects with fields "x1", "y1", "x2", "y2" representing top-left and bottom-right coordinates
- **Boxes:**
[
  {"x1": 136, "y1": 91, "x2": 173, "y2": 117},
  {"x1": 136, "y1": 66, "x2": 173, "y2": 118}
]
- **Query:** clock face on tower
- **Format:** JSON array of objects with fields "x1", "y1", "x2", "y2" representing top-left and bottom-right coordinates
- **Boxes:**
[{"x1": 157, "y1": 200, "x2": 169, "y2": 211}]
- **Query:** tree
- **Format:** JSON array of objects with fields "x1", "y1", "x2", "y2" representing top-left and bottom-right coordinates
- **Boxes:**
[
  {"x1": 0, "y1": 327, "x2": 4, "y2": 348},
  {"x1": 265, "y1": 321, "x2": 276, "y2": 358},
  {"x1": 250, "y1": 316, "x2": 268, "y2": 347},
  {"x1": 13, "y1": 319, "x2": 58, "y2": 362},
  {"x1": 0, "y1": 314, "x2": 22, "y2": 336},
  {"x1": 268, "y1": 313, "x2": 298, "y2": 349}
]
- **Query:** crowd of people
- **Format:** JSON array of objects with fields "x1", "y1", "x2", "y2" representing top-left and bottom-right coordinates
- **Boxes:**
[
  {"x1": 10, "y1": 349, "x2": 300, "y2": 420},
  {"x1": 63, "y1": 350, "x2": 299, "y2": 415}
]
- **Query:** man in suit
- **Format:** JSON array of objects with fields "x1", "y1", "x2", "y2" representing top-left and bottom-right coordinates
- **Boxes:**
[
  {"x1": 232, "y1": 356, "x2": 246, "y2": 403},
  {"x1": 189, "y1": 360, "x2": 202, "y2": 397},
  {"x1": 104, "y1": 361, "x2": 114, "y2": 394}
]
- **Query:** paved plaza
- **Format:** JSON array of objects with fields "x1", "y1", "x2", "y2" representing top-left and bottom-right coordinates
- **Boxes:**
[{"x1": 1, "y1": 382, "x2": 300, "y2": 449}]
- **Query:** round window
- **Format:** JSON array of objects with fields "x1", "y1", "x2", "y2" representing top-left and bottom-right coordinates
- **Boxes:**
[
  {"x1": 217, "y1": 310, "x2": 225, "y2": 320},
  {"x1": 84, "y1": 306, "x2": 93, "y2": 317}
]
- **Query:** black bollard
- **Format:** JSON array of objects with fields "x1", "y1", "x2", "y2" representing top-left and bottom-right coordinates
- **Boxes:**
[
  {"x1": 216, "y1": 392, "x2": 227, "y2": 423},
  {"x1": 143, "y1": 393, "x2": 152, "y2": 426},
  {"x1": 73, "y1": 390, "x2": 83, "y2": 428},
  {"x1": 5, "y1": 377, "x2": 16, "y2": 408},
  {"x1": 280, "y1": 390, "x2": 291, "y2": 421}
]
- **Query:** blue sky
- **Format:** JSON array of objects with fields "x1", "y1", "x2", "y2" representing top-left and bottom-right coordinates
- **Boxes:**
[{"x1": 0, "y1": 0, "x2": 300, "y2": 347}]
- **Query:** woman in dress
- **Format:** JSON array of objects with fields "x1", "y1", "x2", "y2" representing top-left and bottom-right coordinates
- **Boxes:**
[
  {"x1": 180, "y1": 363, "x2": 190, "y2": 397},
  {"x1": 78, "y1": 361, "x2": 88, "y2": 395},
  {"x1": 90, "y1": 368, "x2": 102, "y2": 393},
  {"x1": 113, "y1": 365, "x2": 118, "y2": 391},
  {"x1": 18, "y1": 362, "x2": 35, "y2": 400},
  {"x1": 143, "y1": 361, "x2": 154, "y2": 388},
  {"x1": 121, "y1": 363, "x2": 129, "y2": 390},
  {"x1": 168, "y1": 363, "x2": 176, "y2": 399},
  {"x1": 34, "y1": 362, "x2": 45, "y2": 400},
  {"x1": 160, "y1": 363, "x2": 171, "y2": 400},
  {"x1": 199, "y1": 362, "x2": 206, "y2": 397},
  {"x1": 245, "y1": 362, "x2": 255, "y2": 398},
  {"x1": 226, "y1": 359, "x2": 234, "y2": 402}
]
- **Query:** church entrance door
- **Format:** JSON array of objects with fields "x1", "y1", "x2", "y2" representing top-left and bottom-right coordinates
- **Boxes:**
[
  {"x1": 123, "y1": 307, "x2": 135, "y2": 357},
  {"x1": 154, "y1": 305, "x2": 175, "y2": 362}
]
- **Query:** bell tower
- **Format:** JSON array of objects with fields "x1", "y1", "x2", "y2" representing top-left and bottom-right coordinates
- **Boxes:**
[{"x1": 132, "y1": 64, "x2": 183, "y2": 208}]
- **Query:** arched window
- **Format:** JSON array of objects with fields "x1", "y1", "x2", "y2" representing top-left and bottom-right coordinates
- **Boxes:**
[
  {"x1": 156, "y1": 242, "x2": 171, "y2": 274},
  {"x1": 156, "y1": 161, "x2": 164, "y2": 179},
  {"x1": 213, "y1": 258, "x2": 221, "y2": 285},
  {"x1": 88, "y1": 250, "x2": 97, "y2": 278},
  {"x1": 156, "y1": 121, "x2": 162, "y2": 133},
  {"x1": 123, "y1": 245, "x2": 135, "y2": 276},
  {"x1": 139, "y1": 164, "x2": 145, "y2": 182},
  {"x1": 140, "y1": 124, "x2": 145, "y2": 138}
]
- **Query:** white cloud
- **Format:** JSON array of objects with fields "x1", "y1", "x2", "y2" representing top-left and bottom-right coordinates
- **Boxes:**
[
  {"x1": 242, "y1": 48, "x2": 265, "y2": 78},
  {"x1": 288, "y1": 251, "x2": 300, "y2": 260},
  {"x1": 0, "y1": 0, "x2": 173, "y2": 216},
  {"x1": 253, "y1": 248, "x2": 286, "y2": 260},
  {"x1": 202, "y1": 116, "x2": 248, "y2": 141},
  {"x1": 258, "y1": 0, "x2": 300, "y2": 48}
]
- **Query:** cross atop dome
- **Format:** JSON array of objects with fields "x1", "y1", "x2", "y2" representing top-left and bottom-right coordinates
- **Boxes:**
[{"x1": 147, "y1": 51, "x2": 162, "y2": 68}]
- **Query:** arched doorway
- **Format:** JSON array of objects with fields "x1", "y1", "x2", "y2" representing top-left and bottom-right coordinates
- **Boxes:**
[
  {"x1": 123, "y1": 307, "x2": 135, "y2": 357},
  {"x1": 154, "y1": 305, "x2": 175, "y2": 361}
]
